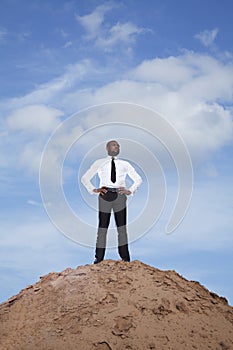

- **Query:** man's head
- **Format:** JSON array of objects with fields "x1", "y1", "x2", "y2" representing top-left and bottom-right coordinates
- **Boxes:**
[{"x1": 106, "y1": 140, "x2": 120, "y2": 157}]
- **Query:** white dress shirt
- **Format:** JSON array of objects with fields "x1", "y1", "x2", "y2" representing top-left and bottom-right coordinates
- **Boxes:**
[{"x1": 81, "y1": 156, "x2": 142, "y2": 195}]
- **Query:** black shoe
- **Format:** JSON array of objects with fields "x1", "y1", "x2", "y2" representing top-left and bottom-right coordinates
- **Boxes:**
[
  {"x1": 93, "y1": 258, "x2": 103, "y2": 264},
  {"x1": 122, "y1": 258, "x2": 130, "y2": 262}
]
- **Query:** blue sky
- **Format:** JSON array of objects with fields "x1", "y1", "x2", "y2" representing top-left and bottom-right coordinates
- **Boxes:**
[{"x1": 1, "y1": 0, "x2": 233, "y2": 305}]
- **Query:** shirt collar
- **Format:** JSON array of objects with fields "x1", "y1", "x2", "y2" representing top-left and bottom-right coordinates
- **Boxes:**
[{"x1": 107, "y1": 155, "x2": 118, "y2": 159}]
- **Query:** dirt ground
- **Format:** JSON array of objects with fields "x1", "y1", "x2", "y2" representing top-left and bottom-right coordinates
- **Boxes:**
[{"x1": 0, "y1": 260, "x2": 233, "y2": 350}]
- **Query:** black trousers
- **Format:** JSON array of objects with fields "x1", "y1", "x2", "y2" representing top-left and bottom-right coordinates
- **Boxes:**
[{"x1": 95, "y1": 191, "x2": 130, "y2": 261}]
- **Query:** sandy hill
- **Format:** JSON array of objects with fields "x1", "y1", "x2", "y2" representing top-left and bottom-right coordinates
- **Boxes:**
[{"x1": 0, "y1": 260, "x2": 233, "y2": 350}]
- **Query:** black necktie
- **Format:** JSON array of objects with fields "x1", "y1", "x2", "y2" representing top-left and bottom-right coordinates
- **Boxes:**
[{"x1": 111, "y1": 157, "x2": 116, "y2": 183}]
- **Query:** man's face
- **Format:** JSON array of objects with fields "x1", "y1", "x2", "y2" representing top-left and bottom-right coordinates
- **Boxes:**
[{"x1": 107, "y1": 141, "x2": 120, "y2": 157}]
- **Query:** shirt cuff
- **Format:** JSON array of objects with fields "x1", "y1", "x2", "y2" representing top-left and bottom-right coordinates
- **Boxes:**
[
  {"x1": 128, "y1": 186, "x2": 137, "y2": 196},
  {"x1": 87, "y1": 186, "x2": 96, "y2": 194}
]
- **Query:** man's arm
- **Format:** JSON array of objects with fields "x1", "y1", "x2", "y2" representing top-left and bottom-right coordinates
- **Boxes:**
[
  {"x1": 126, "y1": 162, "x2": 142, "y2": 195},
  {"x1": 81, "y1": 161, "x2": 98, "y2": 194}
]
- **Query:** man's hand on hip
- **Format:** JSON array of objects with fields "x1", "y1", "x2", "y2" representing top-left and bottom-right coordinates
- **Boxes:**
[
  {"x1": 93, "y1": 187, "x2": 107, "y2": 195},
  {"x1": 118, "y1": 187, "x2": 131, "y2": 195}
]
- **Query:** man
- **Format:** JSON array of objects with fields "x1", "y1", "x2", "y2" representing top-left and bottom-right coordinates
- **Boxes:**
[{"x1": 81, "y1": 140, "x2": 142, "y2": 264}]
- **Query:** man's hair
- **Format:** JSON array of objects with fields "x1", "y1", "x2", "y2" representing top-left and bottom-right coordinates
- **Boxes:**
[{"x1": 106, "y1": 140, "x2": 117, "y2": 149}]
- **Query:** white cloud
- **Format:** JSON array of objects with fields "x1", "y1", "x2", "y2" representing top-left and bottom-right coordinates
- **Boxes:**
[
  {"x1": 75, "y1": 4, "x2": 147, "y2": 50},
  {"x1": 17, "y1": 31, "x2": 31, "y2": 43},
  {"x1": 75, "y1": 3, "x2": 113, "y2": 40},
  {"x1": 4, "y1": 105, "x2": 63, "y2": 173},
  {"x1": 0, "y1": 28, "x2": 7, "y2": 42},
  {"x1": 96, "y1": 22, "x2": 147, "y2": 50},
  {"x1": 60, "y1": 29, "x2": 69, "y2": 38},
  {"x1": 113, "y1": 54, "x2": 233, "y2": 155},
  {"x1": 129, "y1": 56, "x2": 195, "y2": 88},
  {"x1": 183, "y1": 102, "x2": 231, "y2": 156},
  {"x1": 56, "y1": 53, "x2": 233, "y2": 160},
  {"x1": 194, "y1": 28, "x2": 219, "y2": 47},
  {"x1": 63, "y1": 41, "x2": 72, "y2": 48},
  {"x1": 1, "y1": 60, "x2": 92, "y2": 109},
  {"x1": 7, "y1": 105, "x2": 63, "y2": 133},
  {"x1": 27, "y1": 199, "x2": 42, "y2": 206},
  {"x1": 130, "y1": 52, "x2": 233, "y2": 100},
  {"x1": 2, "y1": 52, "x2": 233, "y2": 175}
]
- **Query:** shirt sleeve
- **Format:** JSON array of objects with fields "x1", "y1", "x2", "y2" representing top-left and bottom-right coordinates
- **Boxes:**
[
  {"x1": 126, "y1": 162, "x2": 142, "y2": 195},
  {"x1": 81, "y1": 160, "x2": 100, "y2": 194}
]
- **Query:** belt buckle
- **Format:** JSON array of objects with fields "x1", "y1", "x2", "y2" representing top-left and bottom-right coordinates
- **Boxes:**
[{"x1": 107, "y1": 187, "x2": 118, "y2": 192}]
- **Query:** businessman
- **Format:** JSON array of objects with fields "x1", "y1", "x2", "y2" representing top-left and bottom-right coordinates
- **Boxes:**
[{"x1": 81, "y1": 140, "x2": 142, "y2": 264}]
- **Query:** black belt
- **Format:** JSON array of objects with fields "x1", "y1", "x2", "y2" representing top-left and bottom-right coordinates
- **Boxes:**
[{"x1": 105, "y1": 187, "x2": 119, "y2": 192}]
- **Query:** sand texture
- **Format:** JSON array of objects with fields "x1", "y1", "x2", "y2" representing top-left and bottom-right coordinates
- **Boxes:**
[{"x1": 0, "y1": 260, "x2": 233, "y2": 350}]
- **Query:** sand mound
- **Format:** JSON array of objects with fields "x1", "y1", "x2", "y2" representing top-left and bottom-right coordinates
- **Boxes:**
[{"x1": 0, "y1": 260, "x2": 233, "y2": 350}]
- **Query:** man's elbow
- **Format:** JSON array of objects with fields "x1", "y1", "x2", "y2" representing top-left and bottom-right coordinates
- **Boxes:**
[{"x1": 81, "y1": 174, "x2": 86, "y2": 186}]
